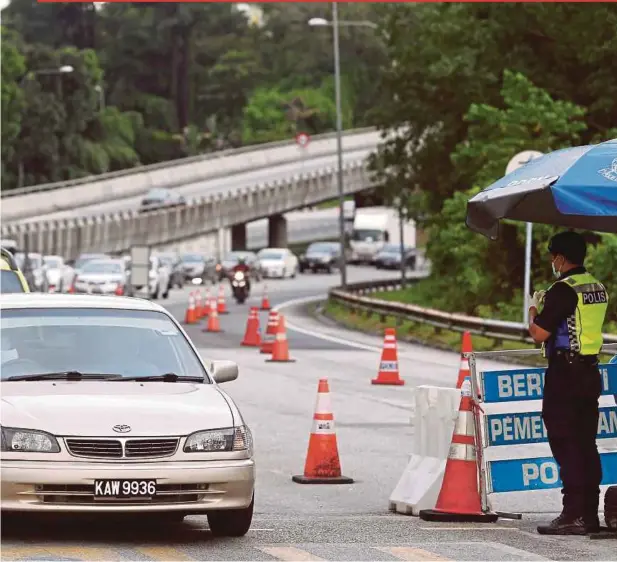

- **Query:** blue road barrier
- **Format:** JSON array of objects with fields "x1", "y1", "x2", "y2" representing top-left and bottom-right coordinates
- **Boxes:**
[
  {"x1": 479, "y1": 363, "x2": 617, "y2": 404},
  {"x1": 484, "y1": 406, "x2": 617, "y2": 447},
  {"x1": 487, "y1": 452, "x2": 617, "y2": 494}
]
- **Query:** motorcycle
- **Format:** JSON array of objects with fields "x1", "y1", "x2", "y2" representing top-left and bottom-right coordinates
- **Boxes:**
[{"x1": 230, "y1": 270, "x2": 250, "y2": 304}]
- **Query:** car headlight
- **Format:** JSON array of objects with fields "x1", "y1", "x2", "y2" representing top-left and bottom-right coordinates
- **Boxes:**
[
  {"x1": 184, "y1": 426, "x2": 252, "y2": 455},
  {"x1": 1, "y1": 427, "x2": 61, "y2": 453}
]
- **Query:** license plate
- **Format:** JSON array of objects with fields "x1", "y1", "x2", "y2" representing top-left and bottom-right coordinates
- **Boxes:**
[{"x1": 94, "y1": 479, "x2": 156, "y2": 498}]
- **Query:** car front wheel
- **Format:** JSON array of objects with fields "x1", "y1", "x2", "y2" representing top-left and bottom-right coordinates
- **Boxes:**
[{"x1": 207, "y1": 495, "x2": 254, "y2": 537}]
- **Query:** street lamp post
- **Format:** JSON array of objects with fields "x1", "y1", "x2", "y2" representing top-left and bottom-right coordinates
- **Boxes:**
[{"x1": 308, "y1": 9, "x2": 377, "y2": 289}]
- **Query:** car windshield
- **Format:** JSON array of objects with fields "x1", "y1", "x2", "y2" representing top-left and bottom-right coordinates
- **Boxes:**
[
  {"x1": 14, "y1": 253, "x2": 42, "y2": 269},
  {"x1": 75, "y1": 255, "x2": 106, "y2": 269},
  {"x1": 43, "y1": 257, "x2": 62, "y2": 268},
  {"x1": 259, "y1": 252, "x2": 284, "y2": 261},
  {"x1": 307, "y1": 243, "x2": 335, "y2": 253},
  {"x1": 146, "y1": 188, "x2": 169, "y2": 199},
  {"x1": 182, "y1": 254, "x2": 203, "y2": 263},
  {"x1": 0, "y1": 308, "x2": 209, "y2": 381},
  {"x1": 82, "y1": 261, "x2": 123, "y2": 274},
  {"x1": 352, "y1": 229, "x2": 385, "y2": 242},
  {"x1": 0, "y1": 271, "x2": 25, "y2": 293},
  {"x1": 379, "y1": 244, "x2": 402, "y2": 254}
]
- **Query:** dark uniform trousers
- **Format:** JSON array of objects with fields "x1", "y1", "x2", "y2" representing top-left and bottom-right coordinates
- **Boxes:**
[{"x1": 542, "y1": 352, "x2": 603, "y2": 518}]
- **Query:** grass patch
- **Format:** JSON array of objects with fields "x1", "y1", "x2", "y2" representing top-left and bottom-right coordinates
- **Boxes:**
[
  {"x1": 315, "y1": 196, "x2": 353, "y2": 210},
  {"x1": 322, "y1": 299, "x2": 616, "y2": 367}
]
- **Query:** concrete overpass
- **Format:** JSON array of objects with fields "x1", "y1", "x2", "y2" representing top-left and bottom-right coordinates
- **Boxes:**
[
  {"x1": 1, "y1": 158, "x2": 377, "y2": 260},
  {"x1": 1, "y1": 128, "x2": 379, "y2": 223}
]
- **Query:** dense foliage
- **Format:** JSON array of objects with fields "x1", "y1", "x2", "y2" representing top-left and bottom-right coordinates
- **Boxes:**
[
  {"x1": 369, "y1": 2, "x2": 617, "y2": 326},
  {"x1": 1, "y1": 1, "x2": 387, "y2": 189}
]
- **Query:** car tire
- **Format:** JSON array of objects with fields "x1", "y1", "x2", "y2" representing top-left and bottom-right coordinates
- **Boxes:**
[
  {"x1": 150, "y1": 284, "x2": 159, "y2": 300},
  {"x1": 291, "y1": 266, "x2": 297, "y2": 279},
  {"x1": 207, "y1": 494, "x2": 254, "y2": 537},
  {"x1": 162, "y1": 285, "x2": 170, "y2": 299}
]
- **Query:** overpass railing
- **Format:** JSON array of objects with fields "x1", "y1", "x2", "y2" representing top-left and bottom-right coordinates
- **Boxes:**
[{"x1": 328, "y1": 278, "x2": 617, "y2": 346}]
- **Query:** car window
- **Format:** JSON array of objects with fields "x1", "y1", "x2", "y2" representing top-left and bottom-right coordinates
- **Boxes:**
[
  {"x1": 15, "y1": 254, "x2": 42, "y2": 270},
  {"x1": 146, "y1": 188, "x2": 169, "y2": 199},
  {"x1": 307, "y1": 243, "x2": 332, "y2": 253},
  {"x1": 0, "y1": 271, "x2": 25, "y2": 293},
  {"x1": 259, "y1": 251, "x2": 285, "y2": 260},
  {"x1": 182, "y1": 254, "x2": 203, "y2": 263},
  {"x1": 352, "y1": 229, "x2": 384, "y2": 242},
  {"x1": 75, "y1": 255, "x2": 106, "y2": 269},
  {"x1": 0, "y1": 308, "x2": 210, "y2": 381},
  {"x1": 82, "y1": 261, "x2": 124, "y2": 274},
  {"x1": 43, "y1": 257, "x2": 62, "y2": 268}
]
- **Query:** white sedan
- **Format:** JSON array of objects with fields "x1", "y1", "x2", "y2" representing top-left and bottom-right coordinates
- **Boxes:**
[
  {"x1": 0, "y1": 293, "x2": 255, "y2": 535},
  {"x1": 257, "y1": 248, "x2": 299, "y2": 279},
  {"x1": 43, "y1": 255, "x2": 75, "y2": 293}
]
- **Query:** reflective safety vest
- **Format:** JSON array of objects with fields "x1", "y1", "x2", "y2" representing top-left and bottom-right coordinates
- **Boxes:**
[{"x1": 542, "y1": 272, "x2": 609, "y2": 358}]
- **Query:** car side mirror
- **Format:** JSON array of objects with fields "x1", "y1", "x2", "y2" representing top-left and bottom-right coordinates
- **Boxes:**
[{"x1": 211, "y1": 360, "x2": 238, "y2": 384}]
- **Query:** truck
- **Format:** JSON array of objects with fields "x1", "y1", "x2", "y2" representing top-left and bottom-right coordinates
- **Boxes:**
[{"x1": 348, "y1": 206, "x2": 416, "y2": 264}]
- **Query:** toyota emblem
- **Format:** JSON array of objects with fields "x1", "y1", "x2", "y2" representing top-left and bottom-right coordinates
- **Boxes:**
[{"x1": 112, "y1": 424, "x2": 131, "y2": 433}]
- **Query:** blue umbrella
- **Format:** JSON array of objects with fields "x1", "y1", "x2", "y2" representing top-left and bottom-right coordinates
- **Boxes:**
[{"x1": 466, "y1": 138, "x2": 617, "y2": 239}]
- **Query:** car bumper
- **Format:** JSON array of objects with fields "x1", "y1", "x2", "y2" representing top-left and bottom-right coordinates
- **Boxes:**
[{"x1": 1, "y1": 459, "x2": 255, "y2": 513}]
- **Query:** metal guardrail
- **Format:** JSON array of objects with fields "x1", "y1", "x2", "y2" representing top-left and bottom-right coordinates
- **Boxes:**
[
  {"x1": 2, "y1": 127, "x2": 376, "y2": 198},
  {"x1": 329, "y1": 277, "x2": 617, "y2": 346}
]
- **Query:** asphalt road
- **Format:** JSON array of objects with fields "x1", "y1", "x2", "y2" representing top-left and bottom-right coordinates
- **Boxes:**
[
  {"x1": 3, "y1": 267, "x2": 616, "y2": 561},
  {"x1": 19, "y1": 148, "x2": 371, "y2": 224}
]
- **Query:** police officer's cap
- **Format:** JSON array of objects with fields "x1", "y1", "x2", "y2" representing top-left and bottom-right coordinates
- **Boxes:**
[{"x1": 548, "y1": 231, "x2": 586, "y2": 264}]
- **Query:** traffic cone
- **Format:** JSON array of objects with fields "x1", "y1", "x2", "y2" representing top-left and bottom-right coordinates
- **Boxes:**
[
  {"x1": 260, "y1": 284, "x2": 271, "y2": 311},
  {"x1": 241, "y1": 307, "x2": 261, "y2": 347},
  {"x1": 292, "y1": 378, "x2": 354, "y2": 485},
  {"x1": 203, "y1": 287, "x2": 211, "y2": 316},
  {"x1": 194, "y1": 291, "x2": 203, "y2": 319},
  {"x1": 260, "y1": 311, "x2": 279, "y2": 354},
  {"x1": 371, "y1": 328, "x2": 405, "y2": 385},
  {"x1": 202, "y1": 298, "x2": 223, "y2": 333},
  {"x1": 266, "y1": 315, "x2": 295, "y2": 363},
  {"x1": 217, "y1": 284, "x2": 229, "y2": 315},
  {"x1": 184, "y1": 292, "x2": 196, "y2": 325},
  {"x1": 457, "y1": 331, "x2": 473, "y2": 388},
  {"x1": 419, "y1": 378, "x2": 498, "y2": 523}
]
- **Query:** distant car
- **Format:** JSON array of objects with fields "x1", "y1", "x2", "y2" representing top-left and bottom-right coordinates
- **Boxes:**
[
  {"x1": 299, "y1": 242, "x2": 342, "y2": 274},
  {"x1": 67, "y1": 253, "x2": 109, "y2": 292},
  {"x1": 374, "y1": 244, "x2": 417, "y2": 270},
  {"x1": 72, "y1": 259, "x2": 130, "y2": 296},
  {"x1": 43, "y1": 255, "x2": 74, "y2": 293},
  {"x1": 218, "y1": 252, "x2": 261, "y2": 282},
  {"x1": 139, "y1": 188, "x2": 186, "y2": 213},
  {"x1": 180, "y1": 253, "x2": 218, "y2": 285},
  {"x1": 14, "y1": 252, "x2": 48, "y2": 293},
  {"x1": 0, "y1": 248, "x2": 29, "y2": 293},
  {"x1": 257, "y1": 248, "x2": 299, "y2": 279},
  {"x1": 0, "y1": 293, "x2": 255, "y2": 535},
  {"x1": 126, "y1": 256, "x2": 171, "y2": 300},
  {"x1": 156, "y1": 252, "x2": 185, "y2": 290}
]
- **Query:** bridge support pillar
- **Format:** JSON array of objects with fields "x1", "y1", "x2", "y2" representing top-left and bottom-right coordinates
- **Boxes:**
[
  {"x1": 216, "y1": 227, "x2": 230, "y2": 261},
  {"x1": 231, "y1": 223, "x2": 247, "y2": 251},
  {"x1": 268, "y1": 214, "x2": 288, "y2": 248}
]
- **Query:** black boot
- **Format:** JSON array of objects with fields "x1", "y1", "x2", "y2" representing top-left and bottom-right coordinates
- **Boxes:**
[{"x1": 537, "y1": 512, "x2": 589, "y2": 535}]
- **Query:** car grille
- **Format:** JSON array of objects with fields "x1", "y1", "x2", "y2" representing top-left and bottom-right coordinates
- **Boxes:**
[
  {"x1": 65, "y1": 438, "x2": 179, "y2": 459},
  {"x1": 32, "y1": 484, "x2": 218, "y2": 505}
]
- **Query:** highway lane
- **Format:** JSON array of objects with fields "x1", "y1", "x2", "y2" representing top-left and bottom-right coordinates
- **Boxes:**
[
  {"x1": 19, "y1": 148, "x2": 371, "y2": 224},
  {"x1": 3, "y1": 268, "x2": 616, "y2": 561}
]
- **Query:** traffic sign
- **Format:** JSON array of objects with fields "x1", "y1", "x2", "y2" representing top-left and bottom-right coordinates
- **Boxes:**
[{"x1": 296, "y1": 132, "x2": 310, "y2": 148}]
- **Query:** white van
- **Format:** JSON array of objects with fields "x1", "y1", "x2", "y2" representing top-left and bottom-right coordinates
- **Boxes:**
[{"x1": 349, "y1": 207, "x2": 416, "y2": 264}]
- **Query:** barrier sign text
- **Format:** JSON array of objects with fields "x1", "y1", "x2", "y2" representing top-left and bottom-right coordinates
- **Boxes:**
[
  {"x1": 485, "y1": 406, "x2": 617, "y2": 446},
  {"x1": 488, "y1": 452, "x2": 617, "y2": 493},
  {"x1": 480, "y1": 363, "x2": 617, "y2": 404}
]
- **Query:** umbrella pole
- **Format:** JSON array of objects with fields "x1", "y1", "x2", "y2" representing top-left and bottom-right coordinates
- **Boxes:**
[{"x1": 523, "y1": 222, "x2": 533, "y2": 324}]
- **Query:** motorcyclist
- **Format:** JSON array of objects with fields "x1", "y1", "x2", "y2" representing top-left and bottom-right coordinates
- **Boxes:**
[{"x1": 231, "y1": 257, "x2": 251, "y2": 293}]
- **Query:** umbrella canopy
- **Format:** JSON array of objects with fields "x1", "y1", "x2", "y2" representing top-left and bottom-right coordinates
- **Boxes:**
[{"x1": 466, "y1": 138, "x2": 617, "y2": 239}]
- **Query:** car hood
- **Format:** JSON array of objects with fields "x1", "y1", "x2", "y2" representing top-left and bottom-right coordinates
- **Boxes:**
[
  {"x1": 1, "y1": 382, "x2": 233, "y2": 436},
  {"x1": 76, "y1": 273, "x2": 124, "y2": 283}
]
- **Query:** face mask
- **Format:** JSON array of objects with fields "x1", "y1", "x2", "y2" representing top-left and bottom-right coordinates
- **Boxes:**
[{"x1": 551, "y1": 258, "x2": 561, "y2": 278}]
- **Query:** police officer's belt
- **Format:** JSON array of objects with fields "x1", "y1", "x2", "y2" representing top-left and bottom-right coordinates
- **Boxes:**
[{"x1": 553, "y1": 349, "x2": 598, "y2": 365}]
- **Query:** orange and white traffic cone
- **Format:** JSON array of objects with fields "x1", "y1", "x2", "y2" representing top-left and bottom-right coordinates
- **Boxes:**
[
  {"x1": 202, "y1": 298, "x2": 223, "y2": 333},
  {"x1": 266, "y1": 314, "x2": 295, "y2": 363},
  {"x1": 260, "y1": 284, "x2": 271, "y2": 311},
  {"x1": 456, "y1": 331, "x2": 473, "y2": 388},
  {"x1": 371, "y1": 328, "x2": 405, "y2": 385},
  {"x1": 419, "y1": 378, "x2": 498, "y2": 523},
  {"x1": 194, "y1": 291, "x2": 203, "y2": 319},
  {"x1": 217, "y1": 284, "x2": 229, "y2": 315},
  {"x1": 241, "y1": 307, "x2": 261, "y2": 347},
  {"x1": 184, "y1": 292, "x2": 196, "y2": 325},
  {"x1": 202, "y1": 287, "x2": 211, "y2": 316},
  {"x1": 292, "y1": 378, "x2": 354, "y2": 485},
  {"x1": 260, "y1": 311, "x2": 279, "y2": 354}
]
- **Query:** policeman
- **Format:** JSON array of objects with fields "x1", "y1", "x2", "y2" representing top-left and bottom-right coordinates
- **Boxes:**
[{"x1": 528, "y1": 231, "x2": 609, "y2": 535}]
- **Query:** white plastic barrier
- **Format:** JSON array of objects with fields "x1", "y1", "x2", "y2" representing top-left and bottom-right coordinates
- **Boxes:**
[{"x1": 389, "y1": 385, "x2": 461, "y2": 515}]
